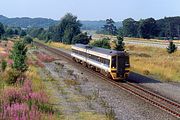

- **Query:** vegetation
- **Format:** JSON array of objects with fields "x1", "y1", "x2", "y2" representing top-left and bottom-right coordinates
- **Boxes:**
[
  {"x1": 101, "y1": 19, "x2": 118, "y2": 35},
  {"x1": 90, "y1": 37, "x2": 111, "y2": 49},
  {"x1": 127, "y1": 45, "x2": 180, "y2": 82},
  {"x1": 10, "y1": 41, "x2": 28, "y2": 72},
  {"x1": 27, "y1": 13, "x2": 91, "y2": 45},
  {"x1": 122, "y1": 17, "x2": 180, "y2": 39},
  {"x1": 0, "y1": 22, "x2": 5, "y2": 39},
  {"x1": 1, "y1": 59, "x2": 7, "y2": 72},
  {"x1": 81, "y1": 20, "x2": 121, "y2": 30},
  {"x1": 23, "y1": 36, "x2": 33, "y2": 44},
  {"x1": 0, "y1": 15, "x2": 57, "y2": 28},
  {"x1": 72, "y1": 32, "x2": 91, "y2": 44},
  {"x1": 115, "y1": 36, "x2": 125, "y2": 51},
  {"x1": 167, "y1": 41, "x2": 177, "y2": 54},
  {"x1": 0, "y1": 39, "x2": 58, "y2": 119},
  {"x1": 0, "y1": 22, "x2": 27, "y2": 40}
]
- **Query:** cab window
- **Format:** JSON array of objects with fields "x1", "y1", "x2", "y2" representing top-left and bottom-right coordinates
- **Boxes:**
[{"x1": 111, "y1": 56, "x2": 116, "y2": 68}]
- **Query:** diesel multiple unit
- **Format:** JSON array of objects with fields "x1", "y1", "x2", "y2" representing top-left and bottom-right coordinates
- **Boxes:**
[{"x1": 71, "y1": 44, "x2": 130, "y2": 80}]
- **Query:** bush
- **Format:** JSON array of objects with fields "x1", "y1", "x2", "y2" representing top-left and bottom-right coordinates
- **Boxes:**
[
  {"x1": 90, "y1": 37, "x2": 111, "y2": 49},
  {"x1": 1, "y1": 59, "x2": 7, "y2": 72},
  {"x1": 10, "y1": 41, "x2": 28, "y2": 72},
  {"x1": 3, "y1": 69, "x2": 21, "y2": 85},
  {"x1": 167, "y1": 41, "x2": 177, "y2": 54},
  {"x1": 23, "y1": 36, "x2": 33, "y2": 44}
]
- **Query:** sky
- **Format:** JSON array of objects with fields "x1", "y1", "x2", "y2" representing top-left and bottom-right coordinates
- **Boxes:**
[{"x1": 0, "y1": 0, "x2": 180, "y2": 21}]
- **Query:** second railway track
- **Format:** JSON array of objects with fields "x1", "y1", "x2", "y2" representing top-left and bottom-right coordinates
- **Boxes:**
[{"x1": 34, "y1": 41, "x2": 180, "y2": 119}]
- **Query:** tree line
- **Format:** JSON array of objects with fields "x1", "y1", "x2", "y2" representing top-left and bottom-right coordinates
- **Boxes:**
[
  {"x1": 27, "y1": 13, "x2": 91, "y2": 44},
  {"x1": 0, "y1": 22, "x2": 26, "y2": 40},
  {"x1": 98, "y1": 17, "x2": 180, "y2": 40}
]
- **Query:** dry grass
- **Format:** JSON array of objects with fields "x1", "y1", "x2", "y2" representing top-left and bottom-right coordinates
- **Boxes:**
[
  {"x1": 125, "y1": 37, "x2": 180, "y2": 43},
  {"x1": 126, "y1": 45, "x2": 180, "y2": 82},
  {"x1": 47, "y1": 42, "x2": 71, "y2": 50},
  {"x1": 26, "y1": 66, "x2": 45, "y2": 92}
]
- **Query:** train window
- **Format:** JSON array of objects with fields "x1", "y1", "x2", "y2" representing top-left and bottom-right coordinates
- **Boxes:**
[
  {"x1": 104, "y1": 59, "x2": 110, "y2": 66},
  {"x1": 111, "y1": 56, "x2": 116, "y2": 68}
]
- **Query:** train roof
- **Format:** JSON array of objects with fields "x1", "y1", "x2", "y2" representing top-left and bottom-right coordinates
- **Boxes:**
[{"x1": 72, "y1": 44, "x2": 126, "y2": 56}]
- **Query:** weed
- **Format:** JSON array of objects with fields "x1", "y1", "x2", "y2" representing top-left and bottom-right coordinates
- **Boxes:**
[
  {"x1": 105, "y1": 107, "x2": 116, "y2": 120},
  {"x1": 64, "y1": 79, "x2": 80, "y2": 87}
]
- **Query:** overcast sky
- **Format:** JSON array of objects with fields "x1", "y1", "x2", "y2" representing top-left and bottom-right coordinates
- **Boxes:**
[{"x1": 0, "y1": 0, "x2": 180, "y2": 21}]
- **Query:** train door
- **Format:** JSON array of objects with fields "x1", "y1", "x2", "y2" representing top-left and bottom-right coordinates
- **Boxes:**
[{"x1": 111, "y1": 56, "x2": 117, "y2": 69}]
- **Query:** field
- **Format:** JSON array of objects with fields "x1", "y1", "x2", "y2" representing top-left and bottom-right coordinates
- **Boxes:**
[
  {"x1": 126, "y1": 44, "x2": 180, "y2": 82},
  {"x1": 92, "y1": 34, "x2": 180, "y2": 82}
]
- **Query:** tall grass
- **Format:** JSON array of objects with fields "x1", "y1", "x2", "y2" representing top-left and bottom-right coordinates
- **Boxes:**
[
  {"x1": 47, "y1": 42, "x2": 71, "y2": 50},
  {"x1": 126, "y1": 45, "x2": 180, "y2": 82}
]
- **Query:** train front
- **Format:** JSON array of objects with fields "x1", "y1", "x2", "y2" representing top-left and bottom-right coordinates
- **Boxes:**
[{"x1": 110, "y1": 52, "x2": 130, "y2": 80}]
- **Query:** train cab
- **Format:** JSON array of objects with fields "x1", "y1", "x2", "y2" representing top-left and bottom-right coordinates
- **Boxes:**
[{"x1": 110, "y1": 52, "x2": 130, "y2": 80}]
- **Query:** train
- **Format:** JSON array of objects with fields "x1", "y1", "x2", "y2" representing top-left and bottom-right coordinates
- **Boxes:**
[{"x1": 71, "y1": 44, "x2": 130, "y2": 80}]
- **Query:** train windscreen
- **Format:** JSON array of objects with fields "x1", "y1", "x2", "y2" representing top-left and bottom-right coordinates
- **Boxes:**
[{"x1": 117, "y1": 56, "x2": 126, "y2": 77}]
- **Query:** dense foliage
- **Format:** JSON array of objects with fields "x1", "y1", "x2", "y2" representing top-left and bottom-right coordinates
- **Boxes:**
[
  {"x1": 0, "y1": 22, "x2": 5, "y2": 38},
  {"x1": 1, "y1": 59, "x2": 7, "y2": 72},
  {"x1": 122, "y1": 17, "x2": 180, "y2": 39},
  {"x1": 10, "y1": 41, "x2": 28, "y2": 72},
  {"x1": 27, "y1": 13, "x2": 91, "y2": 44},
  {"x1": 72, "y1": 32, "x2": 91, "y2": 44},
  {"x1": 90, "y1": 37, "x2": 111, "y2": 49},
  {"x1": 23, "y1": 36, "x2": 33, "y2": 44},
  {"x1": 97, "y1": 19, "x2": 118, "y2": 35},
  {"x1": 115, "y1": 36, "x2": 125, "y2": 51},
  {"x1": 0, "y1": 22, "x2": 27, "y2": 39}
]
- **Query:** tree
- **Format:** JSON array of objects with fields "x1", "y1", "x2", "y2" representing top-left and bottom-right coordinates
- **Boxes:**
[
  {"x1": 0, "y1": 22, "x2": 5, "y2": 39},
  {"x1": 115, "y1": 36, "x2": 125, "y2": 51},
  {"x1": 122, "y1": 18, "x2": 138, "y2": 37},
  {"x1": 5, "y1": 28, "x2": 14, "y2": 37},
  {"x1": 138, "y1": 18, "x2": 159, "y2": 39},
  {"x1": 102, "y1": 18, "x2": 117, "y2": 35},
  {"x1": 72, "y1": 32, "x2": 91, "y2": 44},
  {"x1": 60, "y1": 13, "x2": 82, "y2": 44},
  {"x1": 10, "y1": 41, "x2": 27, "y2": 72},
  {"x1": 167, "y1": 41, "x2": 177, "y2": 54},
  {"x1": 23, "y1": 36, "x2": 33, "y2": 44},
  {"x1": 20, "y1": 30, "x2": 27, "y2": 37},
  {"x1": 47, "y1": 13, "x2": 82, "y2": 43}
]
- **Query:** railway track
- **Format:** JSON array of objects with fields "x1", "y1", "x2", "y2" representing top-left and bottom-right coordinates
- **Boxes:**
[{"x1": 34, "y1": 41, "x2": 180, "y2": 119}]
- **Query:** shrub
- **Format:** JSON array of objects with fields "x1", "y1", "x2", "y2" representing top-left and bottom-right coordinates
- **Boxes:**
[
  {"x1": 143, "y1": 70, "x2": 150, "y2": 75},
  {"x1": 167, "y1": 41, "x2": 177, "y2": 54},
  {"x1": 1, "y1": 59, "x2": 7, "y2": 72},
  {"x1": 2, "y1": 87, "x2": 24, "y2": 105},
  {"x1": 3, "y1": 69, "x2": 21, "y2": 85},
  {"x1": 23, "y1": 36, "x2": 33, "y2": 44},
  {"x1": 10, "y1": 41, "x2": 28, "y2": 72},
  {"x1": 90, "y1": 37, "x2": 111, "y2": 49}
]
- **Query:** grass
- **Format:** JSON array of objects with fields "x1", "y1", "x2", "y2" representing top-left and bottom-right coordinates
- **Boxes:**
[
  {"x1": 65, "y1": 112, "x2": 107, "y2": 120},
  {"x1": 47, "y1": 42, "x2": 71, "y2": 50},
  {"x1": 34, "y1": 39, "x2": 71, "y2": 50},
  {"x1": 126, "y1": 45, "x2": 180, "y2": 82},
  {"x1": 125, "y1": 37, "x2": 180, "y2": 43}
]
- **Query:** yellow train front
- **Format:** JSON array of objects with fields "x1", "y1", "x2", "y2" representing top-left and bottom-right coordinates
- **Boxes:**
[{"x1": 71, "y1": 44, "x2": 130, "y2": 80}]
